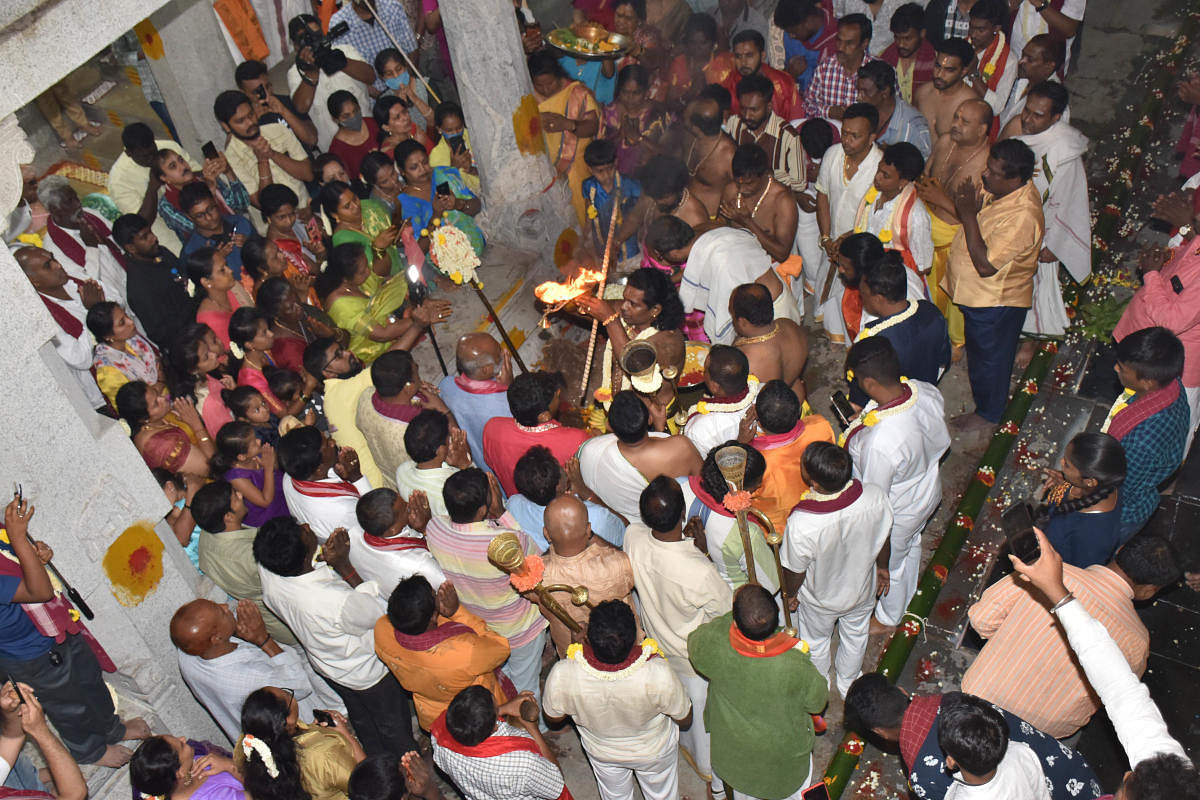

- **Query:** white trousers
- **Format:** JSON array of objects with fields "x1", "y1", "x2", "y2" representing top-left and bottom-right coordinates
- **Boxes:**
[
  {"x1": 1185, "y1": 385, "x2": 1200, "y2": 456},
  {"x1": 796, "y1": 593, "x2": 874, "y2": 697},
  {"x1": 675, "y1": 664, "x2": 724, "y2": 794},
  {"x1": 589, "y1": 734, "x2": 680, "y2": 800},
  {"x1": 795, "y1": 200, "x2": 827, "y2": 308},
  {"x1": 874, "y1": 524, "x2": 924, "y2": 626},
  {"x1": 729, "y1": 755, "x2": 813, "y2": 800}
]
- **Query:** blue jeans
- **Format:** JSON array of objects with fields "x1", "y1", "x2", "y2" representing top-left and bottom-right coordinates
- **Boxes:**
[
  {"x1": 503, "y1": 629, "x2": 548, "y2": 728},
  {"x1": 3, "y1": 753, "x2": 47, "y2": 793},
  {"x1": 959, "y1": 305, "x2": 1027, "y2": 422}
]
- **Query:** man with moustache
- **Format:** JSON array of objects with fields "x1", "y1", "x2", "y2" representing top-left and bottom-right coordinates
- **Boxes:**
[
  {"x1": 214, "y1": 90, "x2": 314, "y2": 210},
  {"x1": 803, "y1": 13, "x2": 875, "y2": 121},
  {"x1": 857, "y1": 60, "x2": 931, "y2": 157},
  {"x1": 816, "y1": 103, "x2": 883, "y2": 266},
  {"x1": 915, "y1": 38, "x2": 979, "y2": 139},
  {"x1": 726, "y1": 73, "x2": 809, "y2": 200},
  {"x1": 965, "y1": 0, "x2": 1017, "y2": 118},
  {"x1": 303, "y1": 337, "x2": 386, "y2": 487},
  {"x1": 724, "y1": 30, "x2": 803, "y2": 121},
  {"x1": 997, "y1": 34, "x2": 1067, "y2": 131}
]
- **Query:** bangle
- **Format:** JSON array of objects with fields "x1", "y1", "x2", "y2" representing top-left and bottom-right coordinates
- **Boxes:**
[
  {"x1": 338, "y1": 567, "x2": 361, "y2": 583},
  {"x1": 601, "y1": 311, "x2": 620, "y2": 326},
  {"x1": 198, "y1": 436, "x2": 211, "y2": 443},
  {"x1": 1049, "y1": 592, "x2": 1076, "y2": 613},
  {"x1": 819, "y1": 234, "x2": 833, "y2": 245}
]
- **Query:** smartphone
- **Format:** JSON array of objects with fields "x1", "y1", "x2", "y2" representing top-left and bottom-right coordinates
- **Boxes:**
[
  {"x1": 449, "y1": 136, "x2": 467, "y2": 155},
  {"x1": 312, "y1": 709, "x2": 334, "y2": 726},
  {"x1": 801, "y1": 782, "x2": 831, "y2": 800},
  {"x1": 435, "y1": 182, "x2": 452, "y2": 196},
  {"x1": 254, "y1": 85, "x2": 267, "y2": 101},
  {"x1": 1002, "y1": 501, "x2": 1040, "y2": 564},
  {"x1": 1171, "y1": 275, "x2": 1184, "y2": 294},
  {"x1": 830, "y1": 391, "x2": 855, "y2": 430},
  {"x1": 7, "y1": 675, "x2": 26, "y2": 705}
]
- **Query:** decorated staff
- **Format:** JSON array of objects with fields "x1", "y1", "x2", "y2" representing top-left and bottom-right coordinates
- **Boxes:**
[{"x1": 488, "y1": 531, "x2": 592, "y2": 632}]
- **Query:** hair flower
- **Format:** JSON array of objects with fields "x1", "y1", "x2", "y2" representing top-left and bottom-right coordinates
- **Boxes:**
[
  {"x1": 241, "y1": 733, "x2": 280, "y2": 778},
  {"x1": 229, "y1": 342, "x2": 245, "y2": 359}
]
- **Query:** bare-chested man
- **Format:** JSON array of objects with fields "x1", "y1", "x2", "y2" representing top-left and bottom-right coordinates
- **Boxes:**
[
  {"x1": 914, "y1": 38, "x2": 979, "y2": 139},
  {"x1": 578, "y1": 389, "x2": 703, "y2": 524},
  {"x1": 685, "y1": 97, "x2": 736, "y2": 219},
  {"x1": 729, "y1": 283, "x2": 809, "y2": 401},
  {"x1": 719, "y1": 143, "x2": 799, "y2": 262},
  {"x1": 618, "y1": 155, "x2": 712, "y2": 246},
  {"x1": 916, "y1": 97, "x2": 992, "y2": 354}
]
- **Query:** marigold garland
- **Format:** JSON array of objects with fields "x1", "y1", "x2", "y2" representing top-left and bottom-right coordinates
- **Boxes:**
[{"x1": 509, "y1": 554, "x2": 545, "y2": 593}]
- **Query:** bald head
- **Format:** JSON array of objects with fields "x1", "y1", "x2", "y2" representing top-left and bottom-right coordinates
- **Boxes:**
[
  {"x1": 169, "y1": 599, "x2": 229, "y2": 656},
  {"x1": 455, "y1": 333, "x2": 502, "y2": 380},
  {"x1": 949, "y1": 98, "x2": 993, "y2": 146},
  {"x1": 544, "y1": 495, "x2": 592, "y2": 556}
]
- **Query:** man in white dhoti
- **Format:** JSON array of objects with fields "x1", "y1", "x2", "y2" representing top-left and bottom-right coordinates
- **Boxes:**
[
  {"x1": 647, "y1": 218, "x2": 797, "y2": 344},
  {"x1": 578, "y1": 391, "x2": 703, "y2": 524},
  {"x1": 1013, "y1": 82, "x2": 1090, "y2": 342},
  {"x1": 797, "y1": 119, "x2": 837, "y2": 314},
  {"x1": 841, "y1": 337, "x2": 950, "y2": 632},
  {"x1": 823, "y1": 232, "x2": 927, "y2": 345},
  {"x1": 782, "y1": 442, "x2": 893, "y2": 696},
  {"x1": 816, "y1": 103, "x2": 884, "y2": 244},
  {"x1": 684, "y1": 345, "x2": 761, "y2": 459},
  {"x1": 38, "y1": 176, "x2": 132, "y2": 309},
  {"x1": 680, "y1": 442, "x2": 780, "y2": 597},
  {"x1": 997, "y1": 35, "x2": 1067, "y2": 132},
  {"x1": 851, "y1": 142, "x2": 934, "y2": 277}
]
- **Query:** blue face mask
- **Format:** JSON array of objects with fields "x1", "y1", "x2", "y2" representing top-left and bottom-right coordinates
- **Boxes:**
[
  {"x1": 442, "y1": 131, "x2": 464, "y2": 140},
  {"x1": 384, "y1": 73, "x2": 411, "y2": 90}
]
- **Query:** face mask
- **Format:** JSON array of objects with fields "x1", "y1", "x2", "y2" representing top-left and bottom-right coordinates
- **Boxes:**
[
  {"x1": 340, "y1": 112, "x2": 363, "y2": 132},
  {"x1": 442, "y1": 131, "x2": 464, "y2": 141},
  {"x1": 384, "y1": 73, "x2": 411, "y2": 90}
]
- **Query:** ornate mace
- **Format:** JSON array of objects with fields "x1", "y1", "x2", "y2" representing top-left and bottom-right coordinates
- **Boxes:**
[{"x1": 488, "y1": 531, "x2": 593, "y2": 632}]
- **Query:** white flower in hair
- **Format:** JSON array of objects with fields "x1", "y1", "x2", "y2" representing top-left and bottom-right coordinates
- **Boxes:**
[
  {"x1": 240, "y1": 734, "x2": 280, "y2": 778},
  {"x1": 186, "y1": 281, "x2": 197, "y2": 298},
  {"x1": 229, "y1": 341, "x2": 245, "y2": 359}
]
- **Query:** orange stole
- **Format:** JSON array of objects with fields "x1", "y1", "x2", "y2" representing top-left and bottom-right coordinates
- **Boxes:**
[{"x1": 752, "y1": 415, "x2": 836, "y2": 531}]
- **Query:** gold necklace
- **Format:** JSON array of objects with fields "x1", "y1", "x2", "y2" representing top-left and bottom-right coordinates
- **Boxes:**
[
  {"x1": 937, "y1": 140, "x2": 987, "y2": 189},
  {"x1": 687, "y1": 135, "x2": 722, "y2": 176},
  {"x1": 736, "y1": 177, "x2": 774, "y2": 219},
  {"x1": 671, "y1": 188, "x2": 690, "y2": 215},
  {"x1": 843, "y1": 151, "x2": 867, "y2": 184},
  {"x1": 734, "y1": 322, "x2": 779, "y2": 345}
]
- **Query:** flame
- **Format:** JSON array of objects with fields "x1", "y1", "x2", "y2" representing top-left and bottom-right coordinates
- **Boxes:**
[{"x1": 533, "y1": 268, "x2": 604, "y2": 306}]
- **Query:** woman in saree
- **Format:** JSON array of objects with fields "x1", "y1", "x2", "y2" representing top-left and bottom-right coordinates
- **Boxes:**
[
  {"x1": 261, "y1": 183, "x2": 324, "y2": 299},
  {"x1": 393, "y1": 139, "x2": 485, "y2": 261},
  {"x1": 529, "y1": 49, "x2": 602, "y2": 228},
  {"x1": 117, "y1": 379, "x2": 215, "y2": 475},
  {"x1": 87, "y1": 300, "x2": 166, "y2": 407},
  {"x1": 186, "y1": 246, "x2": 253, "y2": 348},
  {"x1": 319, "y1": 181, "x2": 401, "y2": 287},
  {"x1": 168, "y1": 322, "x2": 237, "y2": 437},
  {"x1": 373, "y1": 94, "x2": 432, "y2": 159},
  {"x1": 314, "y1": 242, "x2": 450, "y2": 365},
  {"x1": 258, "y1": 277, "x2": 348, "y2": 374},
  {"x1": 611, "y1": 0, "x2": 669, "y2": 101},
  {"x1": 602, "y1": 64, "x2": 672, "y2": 175},
  {"x1": 131, "y1": 736, "x2": 248, "y2": 800},
  {"x1": 360, "y1": 150, "x2": 404, "y2": 216}
]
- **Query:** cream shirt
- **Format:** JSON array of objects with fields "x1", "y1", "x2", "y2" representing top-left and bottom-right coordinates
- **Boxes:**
[
  {"x1": 107, "y1": 138, "x2": 195, "y2": 253},
  {"x1": 225, "y1": 122, "x2": 312, "y2": 210}
]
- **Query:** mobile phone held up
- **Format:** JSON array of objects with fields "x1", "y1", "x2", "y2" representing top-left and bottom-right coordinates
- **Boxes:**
[
  {"x1": 1002, "y1": 501, "x2": 1041, "y2": 564},
  {"x1": 830, "y1": 391, "x2": 855, "y2": 430},
  {"x1": 312, "y1": 709, "x2": 334, "y2": 726},
  {"x1": 201, "y1": 141, "x2": 219, "y2": 161},
  {"x1": 435, "y1": 182, "x2": 452, "y2": 197}
]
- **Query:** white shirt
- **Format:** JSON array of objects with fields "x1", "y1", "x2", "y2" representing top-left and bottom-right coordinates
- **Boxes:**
[
  {"x1": 542, "y1": 652, "x2": 691, "y2": 765},
  {"x1": 225, "y1": 122, "x2": 311, "y2": 212},
  {"x1": 846, "y1": 380, "x2": 950, "y2": 537},
  {"x1": 108, "y1": 139, "x2": 195, "y2": 254},
  {"x1": 684, "y1": 407, "x2": 747, "y2": 461},
  {"x1": 176, "y1": 641, "x2": 344, "y2": 741},
  {"x1": 679, "y1": 228, "x2": 777, "y2": 344},
  {"x1": 944, "y1": 741, "x2": 1051, "y2": 800},
  {"x1": 259, "y1": 562, "x2": 388, "y2": 690},
  {"x1": 783, "y1": 482, "x2": 894, "y2": 613},
  {"x1": 286, "y1": 44, "x2": 372, "y2": 150},
  {"x1": 816, "y1": 144, "x2": 885, "y2": 238},
  {"x1": 394, "y1": 461, "x2": 457, "y2": 518},
  {"x1": 863, "y1": 189, "x2": 934, "y2": 273},
  {"x1": 283, "y1": 470, "x2": 372, "y2": 542},
  {"x1": 1055, "y1": 600, "x2": 1188, "y2": 767},
  {"x1": 623, "y1": 523, "x2": 733, "y2": 677},
  {"x1": 43, "y1": 214, "x2": 130, "y2": 307},
  {"x1": 40, "y1": 284, "x2": 105, "y2": 410},
  {"x1": 347, "y1": 524, "x2": 446, "y2": 599},
  {"x1": 1009, "y1": 0, "x2": 1086, "y2": 74}
]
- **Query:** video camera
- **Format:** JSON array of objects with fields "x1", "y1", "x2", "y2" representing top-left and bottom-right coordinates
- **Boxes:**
[{"x1": 295, "y1": 21, "x2": 350, "y2": 76}]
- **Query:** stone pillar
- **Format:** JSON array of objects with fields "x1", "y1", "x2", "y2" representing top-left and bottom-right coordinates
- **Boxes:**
[
  {"x1": 437, "y1": 0, "x2": 577, "y2": 255},
  {"x1": 0, "y1": 117, "x2": 223, "y2": 798}
]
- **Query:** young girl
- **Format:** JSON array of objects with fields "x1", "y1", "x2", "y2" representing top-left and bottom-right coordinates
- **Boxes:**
[
  {"x1": 151, "y1": 468, "x2": 203, "y2": 568},
  {"x1": 224, "y1": 385, "x2": 280, "y2": 447},
  {"x1": 229, "y1": 307, "x2": 289, "y2": 417},
  {"x1": 210, "y1": 421, "x2": 288, "y2": 527},
  {"x1": 267, "y1": 369, "x2": 326, "y2": 432},
  {"x1": 1037, "y1": 432, "x2": 1126, "y2": 568}
]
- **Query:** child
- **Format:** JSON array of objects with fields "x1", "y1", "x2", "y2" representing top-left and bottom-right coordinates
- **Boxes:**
[
  {"x1": 229, "y1": 307, "x2": 289, "y2": 417},
  {"x1": 210, "y1": 421, "x2": 289, "y2": 527},
  {"x1": 151, "y1": 467, "x2": 203, "y2": 568},
  {"x1": 582, "y1": 139, "x2": 642, "y2": 266},
  {"x1": 267, "y1": 369, "x2": 326, "y2": 432},
  {"x1": 224, "y1": 385, "x2": 280, "y2": 447}
]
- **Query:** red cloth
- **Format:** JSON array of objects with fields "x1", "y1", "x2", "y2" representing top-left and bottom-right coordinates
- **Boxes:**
[
  {"x1": 45, "y1": 213, "x2": 127, "y2": 271},
  {"x1": 238, "y1": 361, "x2": 287, "y2": 416},
  {"x1": 726, "y1": 64, "x2": 804, "y2": 121},
  {"x1": 329, "y1": 118, "x2": 382, "y2": 179},
  {"x1": 363, "y1": 532, "x2": 429, "y2": 551},
  {"x1": 290, "y1": 477, "x2": 360, "y2": 498},
  {"x1": 898, "y1": 693, "x2": 942, "y2": 771},
  {"x1": 728, "y1": 623, "x2": 803, "y2": 658},
  {"x1": 454, "y1": 375, "x2": 508, "y2": 394},
  {"x1": 481, "y1": 418, "x2": 589, "y2": 496},
  {"x1": 430, "y1": 710, "x2": 573, "y2": 798},
  {"x1": 141, "y1": 427, "x2": 192, "y2": 472},
  {"x1": 1178, "y1": 107, "x2": 1200, "y2": 179},
  {"x1": 791, "y1": 479, "x2": 863, "y2": 514},
  {"x1": 37, "y1": 287, "x2": 84, "y2": 338},
  {"x1": 271, "y1": 335, "x2": 308, "y2": 373},
  {"x1": 1106, "y1": 381, "x2": 1182, "y2": 442},
  {"x1": 880, "y1": 39, "x2": 936, "y2": 92},
  {"x1": 573, "y1": 0, "x2": 613, "y2": 28},
  {"x1": 372, "y1": 391, "x2": 424, "y2": 423}
]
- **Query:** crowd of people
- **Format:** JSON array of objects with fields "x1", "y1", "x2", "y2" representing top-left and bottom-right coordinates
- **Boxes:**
[{"x1": 3, "y1": 0, "x2": 1200, "y2": 798}]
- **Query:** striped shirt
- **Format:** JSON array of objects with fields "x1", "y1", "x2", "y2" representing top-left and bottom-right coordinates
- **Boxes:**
[
  {"x1": 423, "y1": 513, "x2": 547, "y2": 648},
  {"x1": 961, "y1": 564, "x2": 1148, "y2": 738}
]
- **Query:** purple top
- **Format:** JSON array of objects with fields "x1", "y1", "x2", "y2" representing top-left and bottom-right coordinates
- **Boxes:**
[{"x1": 225, "y1": 467, "x2": 289, "y2": 526}]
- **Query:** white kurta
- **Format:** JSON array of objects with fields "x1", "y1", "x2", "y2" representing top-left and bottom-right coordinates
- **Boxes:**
[
  {"x1": 783, "y1": 481, "x2": 893, "y2": 696},
  {"x1": 815, "y1": 144, "x2": 884, "y2": 238},
  {"x1": 578, "y1": 433, "x2": 670, "y2": 524},
  {"x1": 679, "y1": 228, "x2": 778, "y2": 344},
  {"x1": 347, "y1": 524, "x2": 446, "y2": 598},
  {"x1": 43, "y1": 216, "x2": 130, "y2": 308},
  {"x1": 680, "y1": 480, "x2": 780, "y2": 597},
  {"x1": 862, "y1": 190, "x2": 935, "y2": 274},
  {"x1": 846, "y1": 381, "x2": 950, "y2": 625},
  {"x1": 282, "y1": 470, "x2": 373, "y2": 542},
  {"x1": 1018, "y1": 121, "x2": 1092, "y2": 283},
  {"x1": 39, "y1": 286, "x2": 105, "y2": 410},
  {"x1": 683, "y1": 388, "x2": 759, "y2": 460},
  {"x1": 998, "y1": 75, "x2": 1072, "y2": 132}
]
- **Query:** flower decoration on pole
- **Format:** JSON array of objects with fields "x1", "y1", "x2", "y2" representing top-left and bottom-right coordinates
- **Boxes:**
[
  {"x1": 428, "y1": 222, "x2": 480, "y2": 286},
  {"x1": 489, "y1": 532, "x2": 591, "y2": 632}
]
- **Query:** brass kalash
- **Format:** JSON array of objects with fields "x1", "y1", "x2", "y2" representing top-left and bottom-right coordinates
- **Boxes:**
[
  {"x1": 712, "y1": 444, "x2": 798, "y2": 636},
  {"x1": 487, "y1": 532, "x2": 592, "y2": 632}
]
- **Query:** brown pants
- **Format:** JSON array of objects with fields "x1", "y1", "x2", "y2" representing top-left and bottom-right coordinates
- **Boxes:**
[{"x1": 34, "y1": 81, "x2": 91, "y2": 141}]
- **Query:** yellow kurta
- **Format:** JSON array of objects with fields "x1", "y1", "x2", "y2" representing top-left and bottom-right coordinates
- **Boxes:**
[
  {"x1": 943, "y1": 181, "x2": 1045, "y2": 309},
  {"x1": 539, "y1": 81, "x2": 600, "y2": 228}
]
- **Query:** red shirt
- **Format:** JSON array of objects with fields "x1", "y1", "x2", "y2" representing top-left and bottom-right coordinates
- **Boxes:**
[
  {"x1": 880, "y1": 39, "x2": 936, "y2": 99},
  {"x1": 329, "y1": 117, "x2": 381, "y2": 179},
  {"x1": 481, "y1": 418, "x2": 589, "y2": 496},
  {"x1": 726, "y1": 63, "x2": 804, "y2": 121}
]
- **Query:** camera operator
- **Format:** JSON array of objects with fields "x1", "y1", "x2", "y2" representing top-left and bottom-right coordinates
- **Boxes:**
[
  {"x1": 287, "y1": 14, "x2": 377, "y2": 151},
  {"x1": 235, "y1": 58, "x2": 320, "y2": 150}
]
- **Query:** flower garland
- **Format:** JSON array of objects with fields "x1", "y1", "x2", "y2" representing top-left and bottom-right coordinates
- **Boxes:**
[
  {"x1": 426, "y1": 219, "x2": 480, "y2": 286},
  {"x1": 854, "y1": 300, "x2": 918, "y2": 342},
  {"x1": 836, "y1": 379, "x2": 916, "y2": 447},
  {"x1": 694, "y1": 375, "x2": 760, "y2": 415},
  {"x1": 853, "y1": 187, "x2": 895, "y2": 243},
  {"x1": 508, "y1": 554, "x2": 545, "y2": 593},
  {"x1": 241, "y1": 734, "x2": 280, "y2": 778},
  {"x1": 796, "y1": 479, "x2": 854, "y2": 504},
  {"x1": 1100, "y1": 388, "x2": 1135, "y2": 433},
  {"x1": 564, "y1": 638, "x2": 663, "y2": 680}
]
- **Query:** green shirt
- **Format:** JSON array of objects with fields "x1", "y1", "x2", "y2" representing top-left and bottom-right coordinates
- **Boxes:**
[
  {"x1": 197, "y1": 526, "x2": 298, "y2": 646},
  {"x1": 688, "y1": 612, "x2": 828, "y2": 798}
]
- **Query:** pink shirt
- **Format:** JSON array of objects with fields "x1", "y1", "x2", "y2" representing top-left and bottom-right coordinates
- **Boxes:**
[{"x1": 1113, "y1": 244, "x2": 1200, "y2": 387}]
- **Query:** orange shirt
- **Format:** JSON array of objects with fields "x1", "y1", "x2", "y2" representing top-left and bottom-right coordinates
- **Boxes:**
[
  {"x1": 961, "y1": 564, "x2": 1148, "y2": 738},
  {"x1": 668, "y1": 51, "x2": 737, "y2": 98},
  {"x1": 374, "y1": 605, "x2": 511, "y2": 731},
  {"x1": 752, "y1": 415, "x2": 836, "y2": 531}
]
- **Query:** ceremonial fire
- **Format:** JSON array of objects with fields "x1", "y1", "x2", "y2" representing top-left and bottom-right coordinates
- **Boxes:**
[{"x1": 533, "y1": 268, "x2": 605, "y2": 307}]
